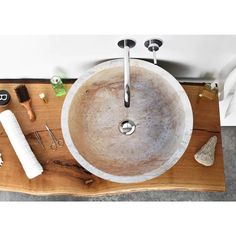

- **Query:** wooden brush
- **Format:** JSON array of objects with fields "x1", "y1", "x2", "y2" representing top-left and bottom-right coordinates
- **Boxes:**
[{"x1": 14, "y1": 85, "x2": 36, "y2": 122}]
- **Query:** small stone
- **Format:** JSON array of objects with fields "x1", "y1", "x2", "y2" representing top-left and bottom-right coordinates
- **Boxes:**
[
  {"x1": 194, "y1": 136, "x2": 217, "y2": 166},
  {"x1": 84, "y1": 179, "x2": 93, "y2": 185}
]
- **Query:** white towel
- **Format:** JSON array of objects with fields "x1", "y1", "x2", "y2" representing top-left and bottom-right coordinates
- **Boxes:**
[{"x1": 0, "y1": 110, "x2": 43, "y2": 179}]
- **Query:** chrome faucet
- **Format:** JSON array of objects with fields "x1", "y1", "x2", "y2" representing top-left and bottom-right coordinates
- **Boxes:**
[
  {"x1": 118, "y1": 39, "x2": 136, "y2": 108},
  {"x1": 144, "y1": 38, "x2": 163, "y2": 65}
]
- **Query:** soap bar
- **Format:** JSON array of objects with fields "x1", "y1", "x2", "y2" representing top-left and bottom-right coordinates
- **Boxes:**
[{"x1": 194, "y1": 136, "x2": 217, "y2": 166}]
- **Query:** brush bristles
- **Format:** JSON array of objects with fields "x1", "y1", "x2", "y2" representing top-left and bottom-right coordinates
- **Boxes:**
[{"x1": 14, "y1": 85, "x2": 30, "y2": 103}]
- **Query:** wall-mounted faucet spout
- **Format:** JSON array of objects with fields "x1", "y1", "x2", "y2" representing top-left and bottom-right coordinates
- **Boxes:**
[
  {"x1": 124, "y1": 44, "x2": 130, "y2": 107},
  {"x1": 118, "y1": 39, "x2": 136, "y2": 108}
]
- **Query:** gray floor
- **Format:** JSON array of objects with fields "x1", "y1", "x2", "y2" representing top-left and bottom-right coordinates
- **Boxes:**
[{"x1": 0, "y1": 127, "x2": 235, "y2": 201}]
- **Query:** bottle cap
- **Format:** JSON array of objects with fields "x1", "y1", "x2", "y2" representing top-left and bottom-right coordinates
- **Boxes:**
[
  {"x1": 51, "y1": 75, "x2": 61, "y2": 84},
  {"x1": 0, "y1": 90, "x2": 11, "y2": 106}
]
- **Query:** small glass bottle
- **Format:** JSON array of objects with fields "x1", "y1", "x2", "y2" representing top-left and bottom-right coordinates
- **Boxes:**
[{"x1": 50, "y1": 75, "x2": 67, "y2": 97}]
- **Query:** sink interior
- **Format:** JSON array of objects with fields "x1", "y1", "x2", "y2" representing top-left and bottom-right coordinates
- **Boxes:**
[{"x1": 65, "y1": 61, "x2": 192, "y2": 182}]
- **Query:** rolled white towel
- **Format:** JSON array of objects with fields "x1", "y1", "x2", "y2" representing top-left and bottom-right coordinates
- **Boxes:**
[{"x1": 0, "y1": 110, "x2": 43, "y2": 179}]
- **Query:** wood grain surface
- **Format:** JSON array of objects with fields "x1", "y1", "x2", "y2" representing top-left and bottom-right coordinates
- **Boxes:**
[{"x1": 0, "y1": 83, "x2": 225, "y2": 196}]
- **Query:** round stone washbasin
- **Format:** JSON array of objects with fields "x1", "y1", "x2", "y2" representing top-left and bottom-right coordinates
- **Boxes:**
[{"x1": 61, "y1": 59, "x2": 193, "y2": 183}]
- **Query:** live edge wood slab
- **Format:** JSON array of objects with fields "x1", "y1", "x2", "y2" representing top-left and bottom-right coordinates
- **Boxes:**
[{"x1": 0, "y1": 82, "x2": 225, "y2": 196}]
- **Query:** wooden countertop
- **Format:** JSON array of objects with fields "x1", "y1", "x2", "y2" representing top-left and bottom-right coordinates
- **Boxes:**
[{"x1": 0, "y1": 82, "x2": 225, "y2": 196}]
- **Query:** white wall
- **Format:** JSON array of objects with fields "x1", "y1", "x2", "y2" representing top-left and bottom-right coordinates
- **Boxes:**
[
  {"x1": 0, "y1": 35, "x2": 236, "y2": 78},
  {"x1": 0, "y1": 35, "x2": 236, "y2": 126}
]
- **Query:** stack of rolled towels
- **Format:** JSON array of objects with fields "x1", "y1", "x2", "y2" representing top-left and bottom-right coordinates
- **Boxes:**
[{"x1": 0, "y1": 110, "x2": 43, "y2": 179}]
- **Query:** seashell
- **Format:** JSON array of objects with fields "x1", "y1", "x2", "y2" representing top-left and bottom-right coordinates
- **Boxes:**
[{"x1": 194, "y1": 136, "x2": 217, "y2": 166}]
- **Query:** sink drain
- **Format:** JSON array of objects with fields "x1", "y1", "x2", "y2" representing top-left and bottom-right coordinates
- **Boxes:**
[{"x1": 119, "y1": 120, "x2": 136, "y2": 135}]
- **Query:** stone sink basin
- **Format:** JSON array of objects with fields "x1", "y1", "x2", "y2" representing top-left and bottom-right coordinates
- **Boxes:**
[{"x1": 61, "y1": 59, "x2": 193, "y2": 183}]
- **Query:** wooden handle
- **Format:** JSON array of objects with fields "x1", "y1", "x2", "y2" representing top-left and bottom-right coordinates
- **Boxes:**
[{"x1": 21, "y1": 101, "x2": 36, "y2": 122}]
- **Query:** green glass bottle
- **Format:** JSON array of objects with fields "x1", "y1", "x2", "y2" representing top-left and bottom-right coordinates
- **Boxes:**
[{"x1": 50, "y1": 75, "x2": 67, "y2": 97}]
